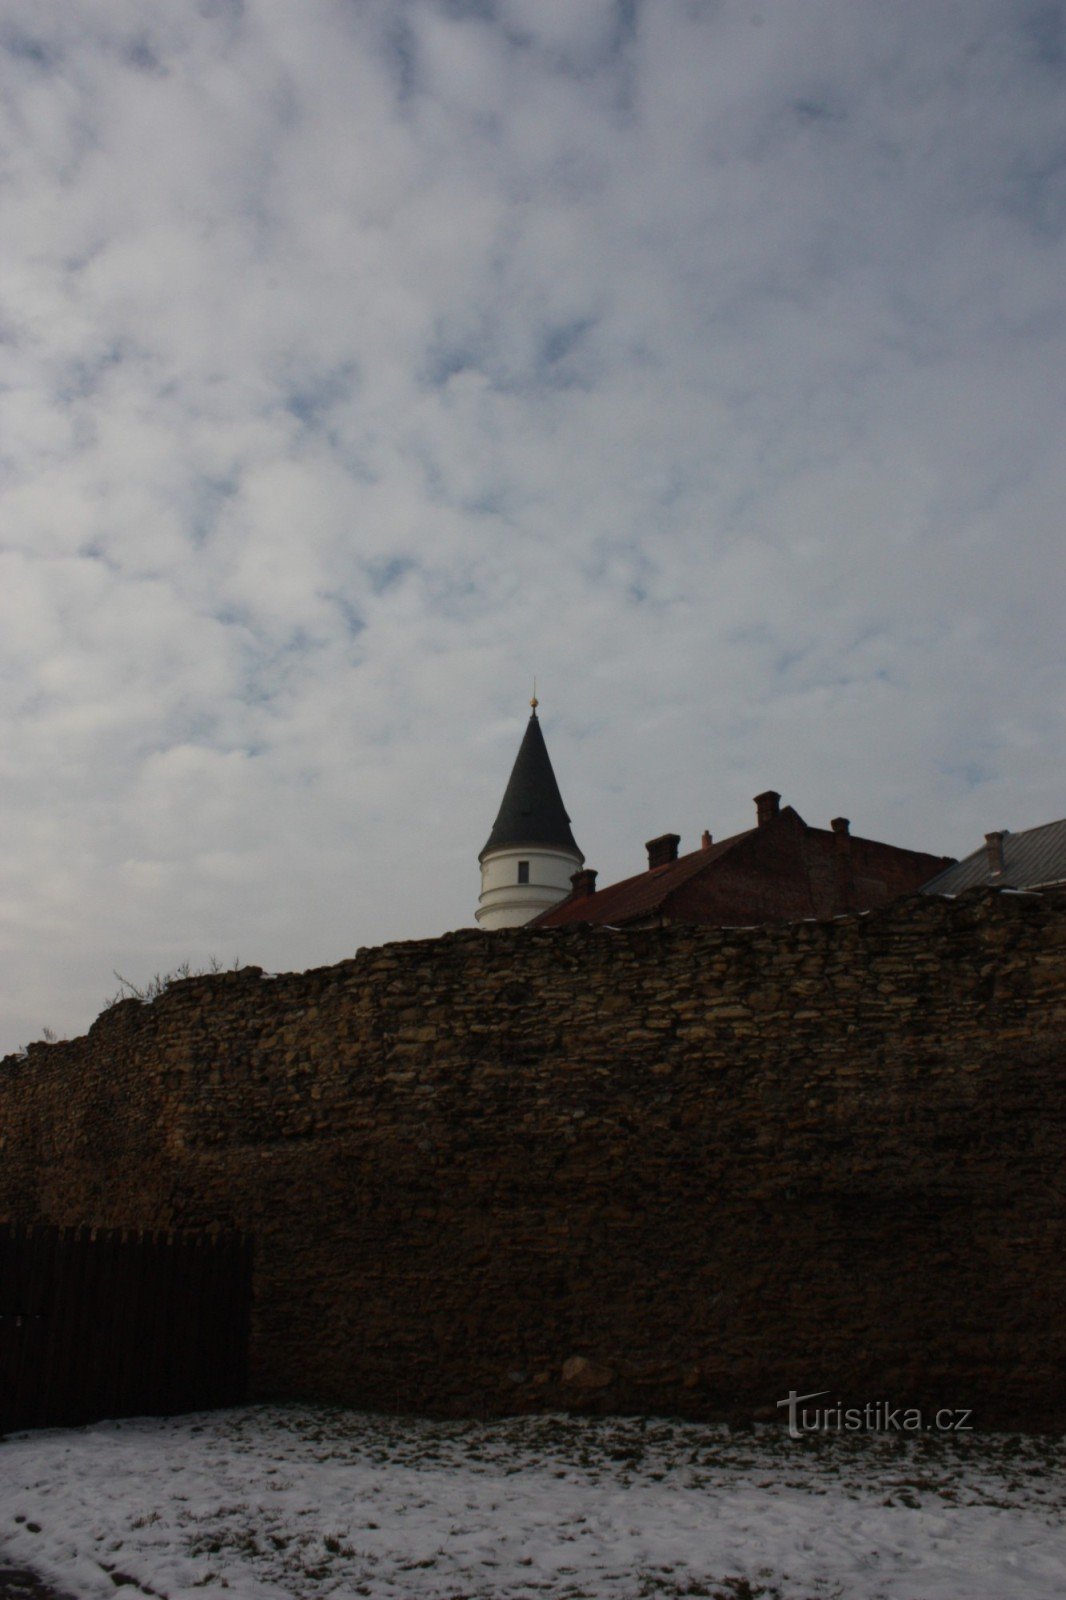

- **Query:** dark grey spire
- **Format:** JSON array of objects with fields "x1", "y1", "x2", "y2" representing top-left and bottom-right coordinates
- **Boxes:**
[{"x1": 480, "y1": 710, "x2": 583, "y2": 861}]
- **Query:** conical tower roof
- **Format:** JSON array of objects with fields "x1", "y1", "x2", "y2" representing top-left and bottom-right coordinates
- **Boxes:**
[{"x1": 480, "y1": 710, "x2": 583, "y2": 861}]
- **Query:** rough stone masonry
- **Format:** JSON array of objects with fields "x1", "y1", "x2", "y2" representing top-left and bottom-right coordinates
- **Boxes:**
[{"x1": 1, "y1": 887, "x2": 1064, "y2": 1427}]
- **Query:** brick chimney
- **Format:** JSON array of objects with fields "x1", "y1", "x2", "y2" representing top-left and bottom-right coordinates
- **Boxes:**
[
  {"x1": 701, "y1": 829, "x2": 713, "y2": 850},
  {"x1": 570, "y1": 868, "x2": 598, "y2": 899},
  {"x1": 646, "y1": 833, "x2": 681, "y2": 869},
  {"x1": 985, "y1": 831, "x2": 1007, "y2": 876},
  {"x1": 754, "y1": 791, "x2": 781, "y2": 827},
  {"x1": 831, "y1": 816, "x2": 853, "y2": 913}
]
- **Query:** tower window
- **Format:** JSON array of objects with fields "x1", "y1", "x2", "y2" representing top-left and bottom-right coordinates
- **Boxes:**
[{"x1": 517, "y1": 860, "x2": 530, "y2": 884}]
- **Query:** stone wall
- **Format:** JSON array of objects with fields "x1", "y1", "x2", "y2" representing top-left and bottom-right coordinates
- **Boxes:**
[{"x1": 1, "y1": 888, "x2": 1064, "y2": 1428}]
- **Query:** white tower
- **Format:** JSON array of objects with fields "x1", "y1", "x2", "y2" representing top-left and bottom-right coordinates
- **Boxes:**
[{"x1": 476, "y1": 695, "x2": 584, "y2": 930}]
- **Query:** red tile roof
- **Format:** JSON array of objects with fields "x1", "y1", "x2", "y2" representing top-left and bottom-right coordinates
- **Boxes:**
[{"x1": 533, "y1": 829, "x2": 754, "y2": 927}]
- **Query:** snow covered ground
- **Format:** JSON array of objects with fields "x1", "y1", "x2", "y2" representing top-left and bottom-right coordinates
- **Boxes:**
[{"x1": 0, "y1": 1406, "x2": 1063, "y2": 1600}]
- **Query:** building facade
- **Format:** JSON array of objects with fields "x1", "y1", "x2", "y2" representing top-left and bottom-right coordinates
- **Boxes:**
[
  {"x1": 535, "y1": 791, "x2": 954, "y2": 930},
  {"x1": 478, "y1": 711, "x2": 953, "y2": 931}
]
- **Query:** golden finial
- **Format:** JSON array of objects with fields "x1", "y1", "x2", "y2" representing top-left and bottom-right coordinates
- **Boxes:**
[{"x1": 530, "y1": 677, "x2": 539, "y2": 712}]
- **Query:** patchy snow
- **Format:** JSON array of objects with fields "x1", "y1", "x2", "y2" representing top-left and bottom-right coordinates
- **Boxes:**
[{"x1": 1, "y1": 1407, "x2": 1064, "y2": 1600}]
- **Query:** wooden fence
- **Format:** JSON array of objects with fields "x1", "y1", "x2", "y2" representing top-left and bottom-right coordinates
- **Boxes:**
[{"x1": 0, "y1": 1223, "x2": 252, "y2": 1433}]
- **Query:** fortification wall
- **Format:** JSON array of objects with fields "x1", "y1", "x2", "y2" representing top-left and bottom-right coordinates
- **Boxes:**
[{"x1": 1, "y1": 888, "x2": 1064, "y2": 1427}]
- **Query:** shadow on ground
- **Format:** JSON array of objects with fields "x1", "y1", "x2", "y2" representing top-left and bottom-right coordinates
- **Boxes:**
[{"x1": 0, "y1": 1565, "x2": 76, "y2": 1600}]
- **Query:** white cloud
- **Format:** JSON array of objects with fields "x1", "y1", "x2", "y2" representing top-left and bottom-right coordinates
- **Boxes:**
[{"x1": 0, "y1": 0, "x2": 1063, "y2": 1050}]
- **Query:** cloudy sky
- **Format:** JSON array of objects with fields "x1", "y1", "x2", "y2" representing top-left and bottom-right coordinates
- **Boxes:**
[{"x1": 1, "y1": 0, "x2": 1064, "y2": 1052}]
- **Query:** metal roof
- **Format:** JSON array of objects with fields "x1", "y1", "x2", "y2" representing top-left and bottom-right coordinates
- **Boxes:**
[
  {"x1": 480, "y1": 711, "x2": 583, "y2": 861},
  {"x1": 921, "y1": 817, "x2": 1066, "y2": 894}
]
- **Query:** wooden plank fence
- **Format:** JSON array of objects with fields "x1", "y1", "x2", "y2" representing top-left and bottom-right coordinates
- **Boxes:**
[{"x1": 0, "y1": 1223, "x2": 252, "y2": 1433}]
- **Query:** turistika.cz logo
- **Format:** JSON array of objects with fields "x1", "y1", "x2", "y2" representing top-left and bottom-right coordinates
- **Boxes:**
[{"x1": 777, "y1": 1390, "x2": 974, "y2": 1439}]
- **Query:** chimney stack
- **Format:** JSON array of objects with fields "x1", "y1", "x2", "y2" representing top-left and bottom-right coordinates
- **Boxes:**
[
  {"x1": 985, "y1": 831, "x2": 1007, "y2": 876},
  {"x1": 701, "y1": 829, "x2": 713, "y2": 850},
  {"x1": 831, "y1": 817, "x2": 853, "y2": 913},
  {"x1": 570, "y1": 868, "x2": 598, "y2": 899},
  {"x1": 646, "y1": 833, "x2": 681, "y2": 869},
  {"x1": 754, "y1": 791, "x2": 781, "y2": 827}
]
